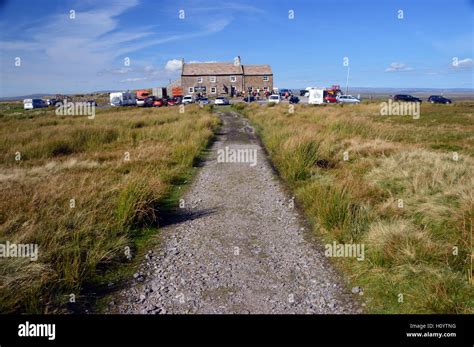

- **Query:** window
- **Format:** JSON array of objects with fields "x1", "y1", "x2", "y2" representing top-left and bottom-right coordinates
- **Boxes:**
[
  {"x1": 210, "y1": 76, "x2": 216, "y2": 83},
  {"x1": 263, "y1": 75, "x2": 269, "y2": 82},
  {"x1": 210, "y1": 87, "x2": 217, "y2": 94},
  {"x1": 197, "y1": 77, "x2": 203, "y2": 83},
  {"x1": 230, "y1": 76, "x2": 237, "y2": 82},
  {"x1": 188, "y1": 87, "x2": 194, "y2": 93},
  {"x1": 263, "y1": 87, "x2": 268, "y2": 91}
]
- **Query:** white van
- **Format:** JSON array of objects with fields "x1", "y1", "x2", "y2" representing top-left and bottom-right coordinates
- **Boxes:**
[
  {"x1": 110, "y1": 92, "x2": 136, "y2": 106},
  {"x1": 308, "y1": 89, "x2": 325, "y2": 104},
  {"x1": 23, "y1": 99, "x2": 47, "y2": 110}
]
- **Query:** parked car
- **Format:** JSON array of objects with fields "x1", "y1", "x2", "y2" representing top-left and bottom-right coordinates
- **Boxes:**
[
  {"x1": 279, "y1": 89, "x2": 291, "y2": 98},
  {"x1": 143, "y1": 96, "x2": 155, "y2": 107},
  {"x1": 182, "y1": 95, "x2": 194, "y2": 104},
  {"x1": 46, "y1": 98, "x2": 59, "y2": 106},
  {"x1": 243, "y1": 96, "x2": 256, "y2": 103},
  {"x1": 214, "y1": 97, "x2": 230, "y2": 105},
  {"x1": 324, "y1": 94, "x2": 338, "y2": 103},
  {"x1": 23, "y1": 98, "x2": 47, "y2": 110},
  {"x1": 337, "y1": 95, "x2": 360, "y2": 104},
  {"x1": 198, "y1": 97, "x2": 210, "y2": 105},
  {"x1": 268, "y1": 94, "x2": 281, "y2": 104},
  {"x1": 167, "y1": 97, "x2": 181, "y2": 106},
  {"x1": 393, "y1": 94, "x2": 422, "y2": 103},
  {"x1": 299, "y1": 90, "x2": 307, "y2": 96},
  {"x1": 153, "y1": 98, "x2": 167, "y2": 107},
  {"x1": 428, "y1": 95, "x2": 452, "y2": 104},
  {"x1": 289, "y1": 96, "x2": 300, "y2": 104}
]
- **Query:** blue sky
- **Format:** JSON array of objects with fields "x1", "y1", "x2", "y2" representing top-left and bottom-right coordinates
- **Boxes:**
[{"x1": 0, "y1": 0, "x2": 473, "y2": 97}]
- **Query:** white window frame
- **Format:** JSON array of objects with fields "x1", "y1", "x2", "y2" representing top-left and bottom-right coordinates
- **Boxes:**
[
  {"x1": 263, "y1": 75, "x2": 269, "y2": 82},
  {"x1": 197, "y1": 77, "x2": 203, "y2": 83},
  {"x1": 211, "y1": 87, "x2": 217, "y2": 94},
  {"x1": 210, "y1": 76, "x2": 216, "y2": 83},
  {"x1": 188, "y1": 87, "x2": 194, "y2": 93},
  {"x1": 230, "y1": 76, "x2": 237, "y2": 82}
]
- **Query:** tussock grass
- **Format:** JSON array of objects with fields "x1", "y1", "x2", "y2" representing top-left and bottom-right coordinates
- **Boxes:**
[
  {"x1": 244, "y1": 102, "x2": 473, "y2": 313},
  {"x1": 0, "y1": 105, "x2": 218, "y2": 313}
]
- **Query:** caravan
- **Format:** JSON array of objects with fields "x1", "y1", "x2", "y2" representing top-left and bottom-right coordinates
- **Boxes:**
[
  {"x1": 307, "y1": 89, "x2": 325, "y2": 105},
  {"x1": 110, "y1": 92, "x2": 136, "y2": 106}
]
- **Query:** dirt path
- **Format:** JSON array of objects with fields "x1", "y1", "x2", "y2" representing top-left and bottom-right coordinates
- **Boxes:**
[{"x1": 110, "y1": 111, "x2": 360, "y2": 314}]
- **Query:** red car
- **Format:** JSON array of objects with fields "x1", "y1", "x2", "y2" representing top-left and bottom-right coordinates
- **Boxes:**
[
  {"x1": 167, "y1": 97, "x2": 181, "y2": 106},
  {"x1": 325, "y1": 95, "x2": 337, "y2": 103},
  {"x1": 153, "y1": 98, "x2": 168, "y2": 107}
]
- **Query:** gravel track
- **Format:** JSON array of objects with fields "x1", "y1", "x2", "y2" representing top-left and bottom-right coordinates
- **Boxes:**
[{"x1": 110, "y1": 111, "x2": 360, "y2": 314}]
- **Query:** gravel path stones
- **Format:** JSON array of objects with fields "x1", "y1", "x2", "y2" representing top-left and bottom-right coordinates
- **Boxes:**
[{"x1": 110, "y1": 111, "x2": 360, "y2": 314}]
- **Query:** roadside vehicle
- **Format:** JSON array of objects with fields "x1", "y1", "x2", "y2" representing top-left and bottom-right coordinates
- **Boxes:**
[
  {"x1": 153, "y1": 98, "x2": 167, "y2": 107},
  {"x1": 214, "y1": 97, "x2": 230, "y2": 105},
  {"x1": 143, "y1": 96, "x2": 155, "y2": 107},
  {"x1": 110, "y1": 92, "x2": 136, "y2": 106},
  {"x1": 243, "y1": 96, "x2": 256, "y2": 103},
  {"x1": 289, "y1": 96, "x2": 300, "y2": 104},
  {"x1": 337, "y1": 95, "x2": 360, "y2": 104},
  {"x1": 279, "y1": 89, "x2": 291, "y2": 98},
  {"x1": 268, "y1": 94, "x2": 281, "y2": 104},
  {"x1": 393, "y1": 94, "x2": 422, "y2": 103},
  {"x1": 23, "y1": 98, "x2": 47, "y2": 110},
  {"x1": 299, "y1": 90, "x2": 307, "y2": 96},
  {"x1": 167, "y1": 97, "x2": 180, "y2": 106},
  {"x1": 308, "y1": 89, "x2": 325, "y2": 104},
  {"x1": 428, "y1": 95, "x2": 452, "y2": 104},
  {"x1": 46, "y1": 98, "x2": 59, "y2": 106},
  {"x1": 323, "y1": 91, "x2": 337, "y2": 103},
  {"x1": 182, "y1": 95, "x2": 194, "y2": 104},
  {"x1": 198, "y1": 97, "x2": 209, "y2": 105}
]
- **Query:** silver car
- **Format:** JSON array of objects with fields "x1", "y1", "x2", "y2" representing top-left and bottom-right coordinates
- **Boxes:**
[
  {"x1": 214, "y1": 97, "x2": 230, "y2": 105},
  {"x1": 337, "y1": 95, "x2": 360, "y2": 104}
]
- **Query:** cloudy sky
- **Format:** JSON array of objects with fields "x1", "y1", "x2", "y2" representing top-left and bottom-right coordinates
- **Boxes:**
[{"x1": 0, "y1": 0, "x2": 473, "y2": 97}]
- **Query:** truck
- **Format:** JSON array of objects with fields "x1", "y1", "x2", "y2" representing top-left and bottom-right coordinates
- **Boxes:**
[
  {"x1": 152, "y1": 87, "x2": 168, "y2": 99},
  {"x1": 171, "y1": 87, "x2": 183, "y2": 98},
  {"x1": 109, "y1": 92, "x2": 136, "y2": 106},
  {"x1": 308, "y1": 88, "x2": 325, "y2": 105},
  {"x1": 136, "y1": 89, "x2": 151, "y2": 107}
]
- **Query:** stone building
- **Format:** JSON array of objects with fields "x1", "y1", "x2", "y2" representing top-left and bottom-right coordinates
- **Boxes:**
[{"x1": 180, "y1": 57, "x2": 273, "y2": 97}]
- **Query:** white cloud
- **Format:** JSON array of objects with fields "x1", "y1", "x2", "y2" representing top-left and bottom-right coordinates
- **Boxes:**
[
  {"x1": 385, "y1": 62, "x2": 413, "y2": 72},
  {"x1": 452, "y1": 58, "x2": 473, "y2": 69},
  {"x1": 164, "y1": 59, "x2": 182, "y2": 72}
]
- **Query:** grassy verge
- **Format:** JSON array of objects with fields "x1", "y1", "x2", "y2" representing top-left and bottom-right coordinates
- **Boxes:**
[
  {"x1": 242, "y1": 101, "x2": 473, "y2": 313},
  {"x1": 0, "y1": 104, "x2": 218, "y2": 313}
]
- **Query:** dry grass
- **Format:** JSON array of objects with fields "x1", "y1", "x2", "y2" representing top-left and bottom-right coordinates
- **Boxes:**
[
  {"x1": 0, "y1": 104, "x2": 218, "y2": 313},
  {"x1": 243, "y1": 101, "x2": 473, "y2": 313}
]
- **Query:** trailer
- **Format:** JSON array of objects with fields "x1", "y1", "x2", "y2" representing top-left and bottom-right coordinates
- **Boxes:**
[
  {"x1": 110, "y1": 92, "x2": 136, "y2": 106},
  {"x1": 308, "y1": 89, "x2": 325, "y2": 105},
  {"x1": 152, "y1": 87, "x2": 168, "y2": 99}
]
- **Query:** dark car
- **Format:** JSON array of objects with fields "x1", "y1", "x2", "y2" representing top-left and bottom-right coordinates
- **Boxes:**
[
  {"x1": 428, "y1": 95, "x2": 452, "y2": 104},
  {"x1": 243, "y1": 96, "x2": 256, "y2": 103},
  {"x1": 167, "y1": 97, "x2": 181, "y2": 106},
  {"x1": 289, "y1": 96, "x2": 300, "y2": 104},
  {"x1": 143, "y1": 96, "x2": 155, "y2": 107},
  {"x1": 279, "y1": 89, "x2": 291, "y2": 98},
  {"x1": 153, "y1": 98, "x2": 168, "y2": 107},
  {"x1": 393, "y1": 94, "x2": 422, "y2": 103},
  {"x1": 299, "y1": 90, "x2": 307, "y2": 96}
]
